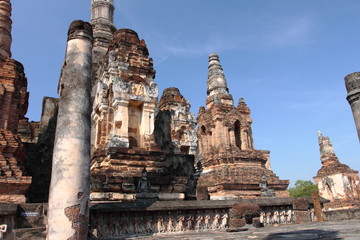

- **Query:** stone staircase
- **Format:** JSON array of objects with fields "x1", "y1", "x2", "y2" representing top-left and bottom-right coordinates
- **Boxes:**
[{"x1": 13, "y1": 203, "x2": 46, "y2": 240}]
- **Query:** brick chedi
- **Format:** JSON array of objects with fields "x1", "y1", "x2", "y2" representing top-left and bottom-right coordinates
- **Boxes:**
[
  {"x1": 196, "y1": 53, "x2": 289, "y2": 200},
  {"x1": 313, "y1": 131, "x2": 360, "y2": 210},
  {"x1": 156, "y1": 87, "x2": 197, "y2": 155},
  {"x1": 92, "y1": 28, "x2": 158, "y2": 150},
  {"x1": 0, "y1": 0, "x2": 31, "y2": 203},
  {"x1": 90, "y1": 28, "x2": 194, "y2": 201}
]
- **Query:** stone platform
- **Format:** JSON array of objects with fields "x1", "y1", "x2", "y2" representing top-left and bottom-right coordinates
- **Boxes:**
[{"x1": 119, "y1": 220, "x2": 360, "y2": 240}]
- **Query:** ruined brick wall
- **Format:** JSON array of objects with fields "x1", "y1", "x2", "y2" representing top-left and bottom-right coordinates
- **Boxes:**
[
  {"x1": 0, "y1": 59, "x2": 31, "y2": 204},
  {"x1": 197, "y1": 100, "x2": 255, "y2": 157},
  {"x1": 17, "y1": 120, "x2": 39, "y2": 143},
  {"x1": 0, "y1": 0, "x2": 12, "y2": 61},
  {"x1": 0, "y1": 60, "x2": 28, "y2": 133},
  {"x1": 156, "y1": 87, "x2": 197, "y2": 155},
  {"x1": 154, "y1": 110, "x2": 174, "y2": 153},
  {"x1": 0, "y1": 129, "x2": 31, "y2": 203}
]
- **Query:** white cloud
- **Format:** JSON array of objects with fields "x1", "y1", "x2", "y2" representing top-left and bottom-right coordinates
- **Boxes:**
[{"x1": 263, "y1": 16, "x2": 315, "y2": 47}]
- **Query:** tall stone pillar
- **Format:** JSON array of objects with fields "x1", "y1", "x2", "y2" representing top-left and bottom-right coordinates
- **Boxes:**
[
  {"x1": 0, "y1": 0, "x2": 12, "y2": 60},
  {"x1": 47, "y1": 20, "x2": 93, "y2": 240},
  {"x1": 345, "y1": 72, "x2": 360, "y2": 141}
]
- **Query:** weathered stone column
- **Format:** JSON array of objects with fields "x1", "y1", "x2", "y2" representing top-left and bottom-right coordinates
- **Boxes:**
[
  {"x1": 311, "y1": 190, "x2": 324, "y2": 222},
  {"x1": 0, "y1": 0, "x2": 12, "y2": 60},
  {"x1": 47, "y1": 20, "x2": 93, "y2": 240},
  {"x1": 345, "y1": 72, "x2": 360, "y2": 141}
]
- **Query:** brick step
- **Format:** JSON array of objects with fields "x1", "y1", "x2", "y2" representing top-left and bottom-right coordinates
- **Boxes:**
[{"x1": 13, "y1": 227, "x2": 46, "y2": 240}]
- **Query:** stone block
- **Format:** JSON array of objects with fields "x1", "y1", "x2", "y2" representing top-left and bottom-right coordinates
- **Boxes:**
[
  {"x1": 294, "y1": 210, "x2": 311, "y2": 224},
  {"x1": 230, "y1": 202, "x2": 260, "y2": 218},
  {"x1": 292, "y1": 198, "x2": 309, "y2": 210},
  {"x1": 112, "y1": 193, "x2": 136, "y2": 201},
  {"x1": 136, "y1": 193, "x2": 158, "y2": 200},
  {"x1": 229, "y1": 217, "x2": 246, "y2": 229},
  {"x1": 196, "y1": 186, "x2": 209, "y2": 200},
  {"x1": 173, "y1": 184, "x2": 186, "y2": 193},
  {"x1": 160, "y1": 185, "x2": 173, "y2": 193},
  {"x1": 252, "y1": 217, "x2": 263, "y2": 228},
  {"x1": 0, "y1": 194, "x2": 26, "y2": 204},
  {"x1": 90, "y1": 192, "x2": 110, "y2": 201},
  {"x1": 158, "y1": 193, "x2": 184, "y2": 201}
]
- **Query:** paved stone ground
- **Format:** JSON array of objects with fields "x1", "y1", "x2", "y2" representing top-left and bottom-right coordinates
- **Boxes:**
[{"x1": 121, "y1": 220, "x2": 360, "y2": 240}]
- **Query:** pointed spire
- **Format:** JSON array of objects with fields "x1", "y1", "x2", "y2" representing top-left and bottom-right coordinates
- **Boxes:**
[
  {"x1": 317, "y1": 130, "x2": 323, "y2": 144},
  {"x1": 206, "y1": 53, "x2": 233, "y2": 108},
  {"x1": 238, "y1": 97, "x2": 251, "y2": 117},
  {"x1": 317, "y1": 131, "x2": 337, "y2": 164},
  {"x1": 207, "y1": 53, "x2": 229, "y2": 96},
  {"x1": 0, "y1": 0, "x2": 12, "y2": 60}
]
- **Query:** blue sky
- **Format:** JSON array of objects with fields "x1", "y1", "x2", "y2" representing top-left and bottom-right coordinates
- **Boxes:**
[{"x1": 11, "y1": 0, "x2": 360, "y2": 187}]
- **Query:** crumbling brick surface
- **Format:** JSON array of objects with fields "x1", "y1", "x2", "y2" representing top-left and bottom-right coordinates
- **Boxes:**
[
  {"x1": 230, "y1": 203, "x2": 260, "y2": 218},
  {"x1": 156, "y1": 87, "x2": 197, "y2": 155},
  {"x1": 0, "y1": 129, "x2": 31, "y2": 202},
  {"x1": 98, "y1": 28, "x2": 156, "y2": 86},
  {"x1": 17, "y1": 119, "x2": 39, "y2": 143},
  {"x1": 0, "y1": 59, "x2": 31, "y2": 203},
  {"x1": 91, "y1": 151, "x2": 194, "y2": 199},
  {"x1": 292, "y1": 198, "x2": 309, "y2": 211},
  {"x1": 229, "y1": 202, "x2": 260, "y2": 228},
  {"x1": 294, "y1": 211, "x2": 311, "y2": 224},
  {"x1": 64, "y1": 204, "x2": 88, "y2": 240},
  {"x1": 0, "y1": 59, "x2": 28, "y2": 133}
]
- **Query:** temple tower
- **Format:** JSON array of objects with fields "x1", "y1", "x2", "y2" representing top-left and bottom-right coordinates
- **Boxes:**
[
  {"x1": 0, "y1": 0, "x2": 12, "y2": 60},
  {"x1": 314, "y1": 131, "x2": 360, "y2": 210},
  {"x1": 156, "y1": 87, "x2": 197, "y2": 155},
  {"x1": 0, "y1": 0, "x2": 31, "y2": 204},
  {"x1": 206, "y1": 53, "x2": 233, "y2": 108},
  {"x1": 198, "y1": 53, "x2": 253, "y2": 155},
  {"x1": 92, "y1": 29, "x2": 157, "y2": 150},
  {"x1": 90, "y1": 29, "x2": 194, "y2": 202},
  {"x1": 344, "y1": 72, "x2": 360, "y2": 142},
  {"x1": 47, "y1": 20, "x2": 93, "y2": 240},
  {"x1": 196, "y1": 53, "x2": 289, "y2": 200},
  {"x1": 91, "y1": 0, "x2": 116, "y2": 85}
]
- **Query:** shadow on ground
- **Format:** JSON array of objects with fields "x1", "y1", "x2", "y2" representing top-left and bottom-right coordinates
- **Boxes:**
[{"x1": 264, "y1": 229, "x2": 341, "y2": 240}]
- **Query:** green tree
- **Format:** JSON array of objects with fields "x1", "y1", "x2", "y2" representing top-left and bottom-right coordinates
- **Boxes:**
[{"x1": 288, "y1": 180, "x2": 318, "y2": 197}]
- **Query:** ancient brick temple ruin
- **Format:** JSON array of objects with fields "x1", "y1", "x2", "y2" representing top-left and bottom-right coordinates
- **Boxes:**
[
  {"x1": 0, "y1": 0, "x2": 31, "y2": 204},
  {"x1": 0, "y1": 0, "x2": 293, "y2": 206},
  {"x1": 89, "y1": 12, "x2": 194, "y2": 201},
  {"x1": 1, "y1": 0, "x2": 352, "y2": 239},
  {"x1": 196, "y1": 53, "x2": 289, "y2": 200},
  {"x1": 313, "y1": 131, "x2": 360, "y2": 210}
]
